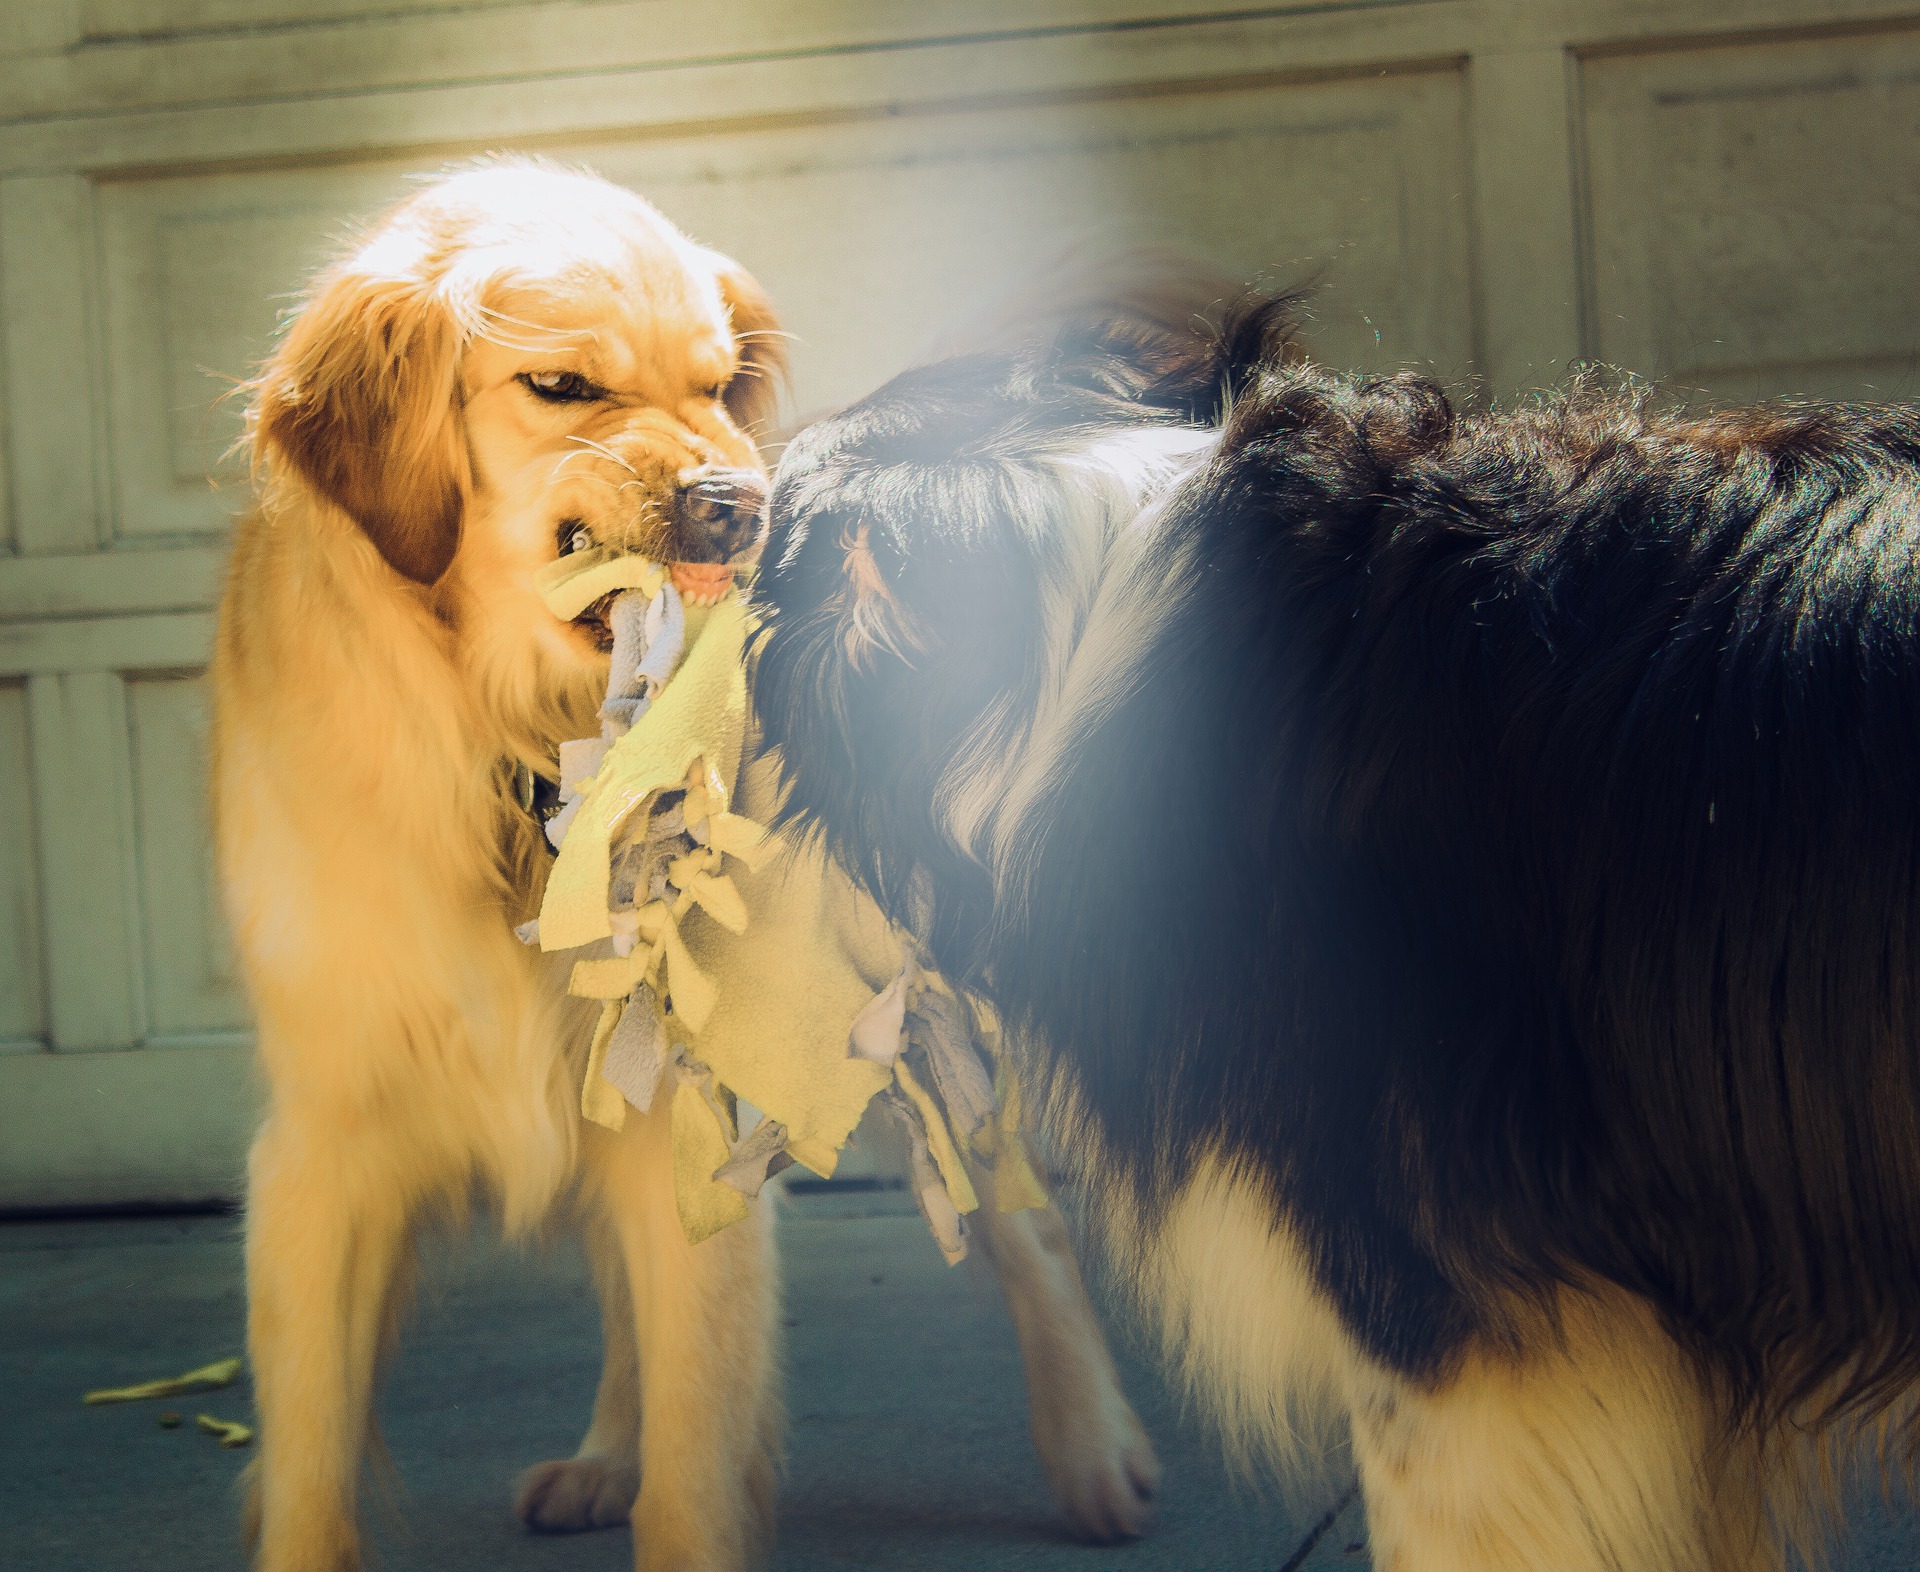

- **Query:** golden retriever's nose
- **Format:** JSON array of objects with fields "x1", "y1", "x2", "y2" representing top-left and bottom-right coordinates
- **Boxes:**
[{"x1": 675, "y1": 467, "x2": 768, "y2": 562}]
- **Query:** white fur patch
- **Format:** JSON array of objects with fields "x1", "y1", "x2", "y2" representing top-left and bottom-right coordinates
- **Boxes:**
[
  {"x1": 1123, "y1": 1155, "x2": 1364, "y2": 1475},
  {"x1": 932, "y1": 425, "x2": 1218, "y2": 883},
  {"x1": 1111, "y1": 1151, "x2": 1796, "y2": 1571},
  {"x1": 1350, "y1": 1289, "x2": 1787, "y2": 1572}
]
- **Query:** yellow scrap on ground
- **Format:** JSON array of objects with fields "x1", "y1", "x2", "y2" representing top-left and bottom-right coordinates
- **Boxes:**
[
  {"x1": 82, "y1": 1356, "x2": 241, "y2": 1406},
  {"x1": 195, "y1": 1414, "x2": 254, "y2": 1448}
]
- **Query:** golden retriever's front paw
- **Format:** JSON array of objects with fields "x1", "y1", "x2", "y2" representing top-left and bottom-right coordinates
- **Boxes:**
[
  {"x1": 514, "y1": 1454, "x2": 639, "y2": 1533},
  {"x1": 1035, "y1": 1396, "x2": 1162, "y2": 1544}
]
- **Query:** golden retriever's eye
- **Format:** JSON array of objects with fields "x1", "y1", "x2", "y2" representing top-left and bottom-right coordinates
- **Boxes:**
[
  {"x1": 704, "y1": 383, "x2": 727, "y2": 402},
  {"x1": 519, "y1": 370, "x2": 601, "y2": 404}
]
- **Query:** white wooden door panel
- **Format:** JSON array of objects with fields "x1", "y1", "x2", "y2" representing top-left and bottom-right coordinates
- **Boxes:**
[
  {"x1": 126, "y1": 674, "x2": 245, "y2": 1040},
  {"x1": 0, "y1": 681, "x2": 46, "y2": 1053},
  {"x1": 98, "y1": 163, "x2": 416, "y2": 541},
  {"x1": 1, "y1": 175, "x2": 108, "y2": 556},
  {"x1": 24, "y1": 670, "x2": 146, "y2": 1054},
  {"x1": 1583, "y1": 23, "x2": 1920, "y2": 405}
]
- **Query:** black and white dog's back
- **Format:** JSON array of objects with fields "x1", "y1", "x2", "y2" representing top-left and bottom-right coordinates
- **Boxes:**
[{"x1": 753, "y1": 297, "x2": 1920, "y2": 1571}]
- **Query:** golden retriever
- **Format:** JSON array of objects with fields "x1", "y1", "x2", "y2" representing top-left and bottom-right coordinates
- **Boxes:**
[{"x1": 210, "y1": 158, "x2": 1159, "y2": 1572}]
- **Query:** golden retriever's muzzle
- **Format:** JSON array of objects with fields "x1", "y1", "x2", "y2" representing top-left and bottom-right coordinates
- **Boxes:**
[
  {"x1": 564, "y1": 467, "x2": 768, "y2": 650},
  {"x1": 675, "y1": 465, "x2": 768, "y2": 563}
]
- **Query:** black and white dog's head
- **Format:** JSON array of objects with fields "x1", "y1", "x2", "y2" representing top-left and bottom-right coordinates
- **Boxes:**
[{"x1": 752, "y1": 298, "x2": 1295, "y2": 974}]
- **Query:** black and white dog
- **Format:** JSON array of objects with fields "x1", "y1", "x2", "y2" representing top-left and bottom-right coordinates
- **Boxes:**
[{"x1": 751, "y1": 295, "x2": 1920, "y2": 1570}]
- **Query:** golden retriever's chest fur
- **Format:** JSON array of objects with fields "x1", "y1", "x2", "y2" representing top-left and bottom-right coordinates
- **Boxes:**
[{"x1": 213, "y1": 495, "x2": 595, "y2": 1227}]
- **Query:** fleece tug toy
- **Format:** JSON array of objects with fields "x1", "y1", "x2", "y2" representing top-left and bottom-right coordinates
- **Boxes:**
[{"x1": 525, "y1": 548, "x2": 1045, "y2": 1254}]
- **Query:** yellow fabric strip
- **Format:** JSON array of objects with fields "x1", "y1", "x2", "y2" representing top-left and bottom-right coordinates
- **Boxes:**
[
  {"x1": 784, "y1": 1133, "x2": 839, "y2": 1178},
  {"x1": 83, "y1": 1357, "x2": 242, "y2": 1406},
  {"x1": 580, "y1": 1001, "x2": 627, "y2": 1131},
  {"x1": 672, "y1": 1077, "x2": 748, "y2": 1242},
  {"x1": 706, "y1": 811, "x2": 779, "y2": 872},
  {"x1": 670, "y1": 857, "x2": 749, "y2": 935},
  {"x1": 540, "y1": 595, "x2": 750, "y2": 951},
  {"x1": 988, "y1": 1055, "x2": 1049, "y2": 1213},
  {"x1": 569, "y1": 951, "x2": 649, "y2": 1002},
  {"x1": 896, "y1": 1057, "x2": 979, "y2": 1215},
  {"x1": 195, "y1": 1414, "x2": 254, "y2": 1448},
  {"x1": 656, "y1": 913, "x2": 717, "y2": 1032},
  {"x1": 533, "y1": 548, "x2": 665, "y2": 622},
  {"x1": 674, "y1": 750, "x2": 902, "y2": 1180}
]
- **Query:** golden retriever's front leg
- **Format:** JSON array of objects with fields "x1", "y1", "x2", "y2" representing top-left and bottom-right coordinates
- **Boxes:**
[
  {"x1": 975, "y1": 1191, "x2": 1161, "y2": 1543},
  {"x1": 245, "y1": 1111, "x2": 414, "y2": 1572},
  {"x1": 589, "y1": 1105, "x2": 781, "y2": 1572},
  {"x1": 514, "y1": 1213, "x2": 643, "y2": 1531}
]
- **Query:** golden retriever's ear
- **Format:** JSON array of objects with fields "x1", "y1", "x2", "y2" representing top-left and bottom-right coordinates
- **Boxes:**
[
  {"x1": 712, "y1": 260, "x2": 788, "y2": 441},
  {"x1": 253, "y1": 267, "x2": 470, "y2": 585}
]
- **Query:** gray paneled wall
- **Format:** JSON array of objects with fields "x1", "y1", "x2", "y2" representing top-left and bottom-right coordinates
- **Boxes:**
[
  {"x1": 0, "y1": 0, "x2": 1913, "y2": 1205},
  {"x1": 1583, "y1": 24, "x2": 1920, "y2": 405},
  {"x1": 0, "y1": 681, "x2": 44, "y2": 1050}
]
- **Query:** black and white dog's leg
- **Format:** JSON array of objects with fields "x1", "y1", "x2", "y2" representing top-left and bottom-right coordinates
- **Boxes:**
[
  {"x1": 514, "y1": 1210, "x2": 643, "y2": 1533},
  {"x1": 1350, "y1": 1287, "x2": 1781, "y2": 1572},
  {"x1": 975, "y1": 1177, "x2": 1161, "y2": 1542}
]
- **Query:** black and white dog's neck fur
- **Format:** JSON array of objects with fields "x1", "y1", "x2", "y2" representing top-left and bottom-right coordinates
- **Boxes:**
[
  {"x1": 754, "y1": 296, "x2": 1920, "y2": 1570},
  {"x1": 757, "y1": 309, "x2": 1255, "y2": 965}
]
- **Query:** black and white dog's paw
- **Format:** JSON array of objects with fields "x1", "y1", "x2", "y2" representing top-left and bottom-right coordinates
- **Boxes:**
[{"x1": 1031, "y1": 1374, "x2": 1162, "y2": 1542}]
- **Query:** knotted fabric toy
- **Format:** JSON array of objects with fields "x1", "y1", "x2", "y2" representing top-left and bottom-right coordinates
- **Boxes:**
[
  {"x1": 525, "y1": 545, "x2": 1046, "y2": 1254},
  {"x1": 849, "y1": 959, "x2": 1050, "y2": 1263}
]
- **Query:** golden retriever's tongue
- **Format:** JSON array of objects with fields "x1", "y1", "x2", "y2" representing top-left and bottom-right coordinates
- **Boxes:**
[{"x1": 671, "y1": 561, "x2": 734, "y2": 605}]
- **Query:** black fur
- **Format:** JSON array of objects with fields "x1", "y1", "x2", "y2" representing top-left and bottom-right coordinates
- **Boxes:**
[{"x1": 753, "y1": 296, "x2": 1920, "y2": 1435}]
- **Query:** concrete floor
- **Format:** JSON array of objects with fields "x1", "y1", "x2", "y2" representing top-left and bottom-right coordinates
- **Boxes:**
[{"x1": 5, "y1": 1185, "x2": 1920, "y2": 1572}]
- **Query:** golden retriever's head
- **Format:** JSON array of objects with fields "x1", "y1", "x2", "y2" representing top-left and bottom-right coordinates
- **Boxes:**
[{"x1": 251, "y1": 158, "x2": 784, "y2": 671}]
